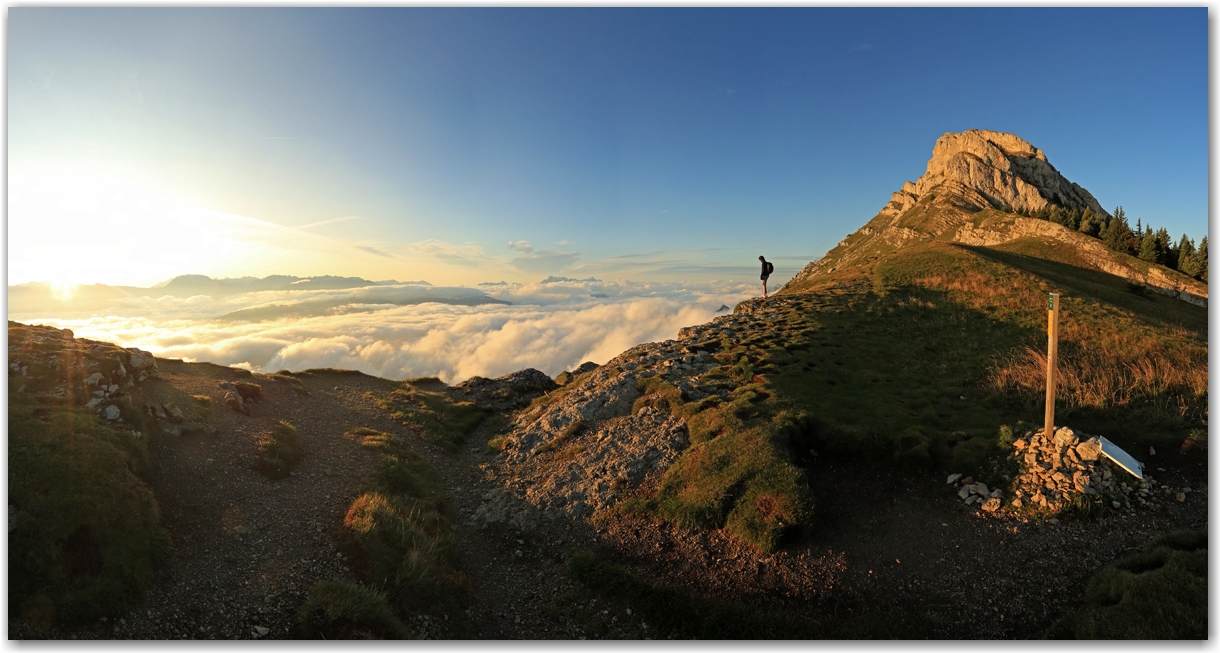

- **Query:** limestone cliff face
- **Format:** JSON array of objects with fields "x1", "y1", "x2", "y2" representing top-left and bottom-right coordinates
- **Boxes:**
[{"x1": 885, "y1": 129, "x2": 1106, "y2": 217}]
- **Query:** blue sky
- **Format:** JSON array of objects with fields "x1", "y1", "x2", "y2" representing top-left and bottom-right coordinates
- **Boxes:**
[{"x1": 8, "y1": 7, "x2": 1209, "y2": 287}]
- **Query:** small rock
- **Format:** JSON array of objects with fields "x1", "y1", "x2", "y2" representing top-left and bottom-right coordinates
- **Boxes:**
[
  {"x1": 960, "y1": 476, "x2": 974, "y2": 486},
  {"x1": 946, "y1": 473, "x2": 963, "y2": 485},
  {"x1": 1176, "y1": 493, "x2": 1186, "y2": 503},
  {"x1": 1149, "y1": 445, "x2": 1156, "y2": 456},
  {"x1": 163, "y1": 401, "x2": 185, "y2": 422},
  {"x1": 104, "y1": 405, "x2": 121, "y2": 420},
  {"x1": 254, "y1": 625, "x2": 269, "y2": 636},
  {"x1": 1077, "y1": 437, "x2": 1103, "y2": 461},
  {"x1": 981, "y1": 498, "x2": 1001, "y2": 512}
]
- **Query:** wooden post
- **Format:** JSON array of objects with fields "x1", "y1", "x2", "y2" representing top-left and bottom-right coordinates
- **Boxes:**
[{"x1": 1043, "y1": 292, "x2": 1061, "y2": 441}]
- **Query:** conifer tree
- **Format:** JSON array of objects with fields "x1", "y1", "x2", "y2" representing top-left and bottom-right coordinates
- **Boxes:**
[
  {"x1": 1078, "y1": 209, "x2": 1102, "y2": 237},
  {"x1": 1197, "y1": 236, "x2": 1208, "y2": 282},
  {"x1": 1178, "y1": 234, "x2": 1197, "y2": 276},
  {"x1": 1139, "y1": 229, "x2": 1159, "y2": 262},
  {"x1": 1157, "y1": 227, "x2": 1175, "y2": 268},
  {"x1": 1102, "y1": 212, "x2": 1136, "y2": 255}
]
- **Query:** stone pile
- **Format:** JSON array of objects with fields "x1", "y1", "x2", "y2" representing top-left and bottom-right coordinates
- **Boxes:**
[
  {"x1": 948, "y1": 426, "x2": 1194, "y2": 515},
  {"x1": 946, "y1": 473, "x2": 1005, "y2": 513},
  {"x1": 1009, "y1": 427, "x2": 1144, "y2": 511}
]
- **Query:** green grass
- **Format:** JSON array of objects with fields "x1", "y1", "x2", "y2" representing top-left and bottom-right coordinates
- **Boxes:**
[
  {"x1": 625, "y1": 238, "x2": 1205, "y2": 551},
  {"x1": 1051, "y1": 529, "x2": 1206, "y2": 639},
  {"x1": 9, "y1": 396, "x2": 171, "y2": 630},
  {"x1": 298, "y1": 580, "x2": 410, "y2": 639},
  {"x1": 341, "y1": 428, "x2": 465, "y2": 623},
  {"x1": 367, "y1": 384, "x2": 489, "y2": 453},
  {"x1": 255, "y1": 420, "x2": 303, "y2": 480}
]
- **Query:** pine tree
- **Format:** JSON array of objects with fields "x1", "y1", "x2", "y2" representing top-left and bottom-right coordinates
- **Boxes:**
[
  {"x1": 1178, "y1": 234, "x2": 1197, "y2": 276},
  {"x1": 1197, "y1": 236, "x2": 1208, "y2": 282},
  {"x1": 1101, "y1": 214, "x2": 1137, "y2": 255},
  {"x1": 1139, "y1": 229, "x2": 1159, "y2": 262},
  {"x1": 1078, "y1": 209, "x2": 1102, "y2": 237},
  {"x1": 1157, "y1": 228, "x2": 1174, "y2": 267}
]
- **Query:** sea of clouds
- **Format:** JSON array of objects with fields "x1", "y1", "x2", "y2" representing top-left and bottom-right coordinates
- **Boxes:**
[{"x1": 13, "y1": 278, "x2": 754, "y2": 383}]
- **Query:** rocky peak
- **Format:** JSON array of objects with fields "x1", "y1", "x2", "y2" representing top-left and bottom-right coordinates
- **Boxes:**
[{"x1": 886, "y1": 129, "x2": 1106, "y2": 217}]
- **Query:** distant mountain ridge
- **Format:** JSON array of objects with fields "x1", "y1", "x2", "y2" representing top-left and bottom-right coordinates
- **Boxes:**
[
  {"x1": 6, "y1": 274, "x2": 506, "y2": 318},
  {"x1": 153, "y1": 274, "x2": 429, "y2": 296}
]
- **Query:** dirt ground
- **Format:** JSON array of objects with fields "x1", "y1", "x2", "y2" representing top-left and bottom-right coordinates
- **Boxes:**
[{"x1": 24, "y1": 360, "x2": 1208, "y2": 640}]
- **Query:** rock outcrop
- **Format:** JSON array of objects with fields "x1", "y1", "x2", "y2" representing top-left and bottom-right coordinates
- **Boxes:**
[
  {"x1": 885, "y1": 129, "x2": 1106, "y2": 217},
  {"x1": 8, "y1": 321, "x2": 161, "y2": 429},
  {"x1": 478, "y1": 297, "x2": 802, "y2": 526}
]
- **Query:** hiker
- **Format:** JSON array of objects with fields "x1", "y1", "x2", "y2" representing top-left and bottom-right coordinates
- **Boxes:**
[{"x1": 759, "y1": 255, "x2": 774, "y2": 299}]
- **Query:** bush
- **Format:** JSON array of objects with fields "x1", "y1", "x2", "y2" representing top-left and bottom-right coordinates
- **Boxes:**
[
  {"x1": 1052, "y1": 529, "x2": 1206, "y2": 638},
  {"x1": 298, "y1": 580, "x2": 409, "y2": 639},
  {"x1": 256, "y1": 420, "x2": 303, "y2": 480}
]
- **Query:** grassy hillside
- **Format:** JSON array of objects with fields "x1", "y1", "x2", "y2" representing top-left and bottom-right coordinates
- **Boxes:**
[{"x1": 628, "y1": 237, "x2": 1206, "y2": 550}]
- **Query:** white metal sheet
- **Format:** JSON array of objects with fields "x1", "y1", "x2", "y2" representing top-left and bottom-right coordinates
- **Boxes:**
[{"x1": 1099, "y1": 436, "x2": 1144, "y2": 479}]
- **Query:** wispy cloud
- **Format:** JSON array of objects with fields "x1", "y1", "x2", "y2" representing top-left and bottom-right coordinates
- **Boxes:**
[
  {"x1": 507, "y1": 240, "x2": 581, "y2": 274},
  {"x1": 298, "y1": 215, "x2": 362, "y2": 230},
  {"x1": 356, "y1": 245, "x2": 396, "y2": 258},
  {"x1": 408, "y1": 239, "x2": 491, "y2": 268}
]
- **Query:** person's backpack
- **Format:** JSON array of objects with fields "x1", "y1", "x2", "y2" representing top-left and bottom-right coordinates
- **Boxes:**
[{"x1": 765, "y1": 261, "x2": 774, "y2": 275}]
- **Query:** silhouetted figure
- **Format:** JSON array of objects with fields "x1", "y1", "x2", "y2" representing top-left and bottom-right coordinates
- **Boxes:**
[{"x1": 759, "y1": 255, "x2": 774, "y2": 299}]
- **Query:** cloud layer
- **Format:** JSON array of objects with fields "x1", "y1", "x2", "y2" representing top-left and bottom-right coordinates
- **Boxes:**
[{"x1": 15, "y1": 278, "x2": 751, "y2": 383}]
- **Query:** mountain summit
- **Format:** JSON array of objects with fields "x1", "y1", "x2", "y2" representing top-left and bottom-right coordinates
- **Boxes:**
[{"x1": 787, "y1": 129, "x2": 1206, "y2": 306}]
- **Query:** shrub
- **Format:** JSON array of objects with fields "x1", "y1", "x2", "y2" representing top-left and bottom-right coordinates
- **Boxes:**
[
  {"x1": 256, "y1": 420, "x2": 303, "y2": 480},
  {"x1": 298, "y1": 580, "x2": 410, "y2": 639}
]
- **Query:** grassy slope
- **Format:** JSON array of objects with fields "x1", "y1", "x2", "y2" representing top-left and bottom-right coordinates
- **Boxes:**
[
  {"x1": 8, "y1": 324, "x2": 171, "y2": 629},
  {"x1": 630, "y1": 237, "x2": 1206, "y2": 552}
]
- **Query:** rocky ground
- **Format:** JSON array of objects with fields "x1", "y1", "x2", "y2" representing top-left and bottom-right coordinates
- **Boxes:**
[{"x1": 10, "y1": 303, "x2": 1209, "y2": 639}]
